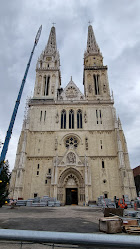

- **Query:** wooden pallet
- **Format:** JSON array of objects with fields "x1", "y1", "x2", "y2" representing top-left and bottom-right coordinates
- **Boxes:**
[{"x1": 124, "y1": 226, "x2": 140, "y2": 234}]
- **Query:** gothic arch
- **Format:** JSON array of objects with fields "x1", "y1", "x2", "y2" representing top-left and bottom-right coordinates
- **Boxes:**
[
  {"x1": 69, "y1": 109, "x2": 74, "y2": 129},
  {"x1": 60, "y1": 133, "x2": 83, "y2": 145},
  {"x1": 58, "y1": 167, "x2": 84, "y2": 188},
  {"x1": 61, "y1": 110, "x2": 66, "y2": 129},
  {"x1": 77, "y1": 109, "x2": 82, "y2": 129}
]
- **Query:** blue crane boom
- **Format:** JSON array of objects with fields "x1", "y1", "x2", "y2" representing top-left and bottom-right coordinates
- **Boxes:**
[{"x1": 0, "y1": 25, "x2": 42, "y2": 174}]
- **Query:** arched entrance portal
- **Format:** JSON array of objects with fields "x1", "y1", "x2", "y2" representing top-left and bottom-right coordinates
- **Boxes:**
[
  {"x1": 57, "y1": 168, "x2": 85, "y2": 205},
  {"x1": 65, "y1": 175, "x2": 78, "y2": 205},
  {"x1": 66, "y1": 188, "x2": 78, "y2": 205}
]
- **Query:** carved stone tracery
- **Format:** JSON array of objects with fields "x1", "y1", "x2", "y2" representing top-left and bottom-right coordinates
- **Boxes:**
[
  {"x1": 65, "y1": 86, "x2": 78, "y2": 98},
  {"x1": 103, "y1": 83, "x2": 107, "y2": 93},
  {"x1": 84, "y1": 111, "x2": 87, "y2": 123},
  {"x1": 65, "y1": 174, "x2": 78, "y2": 186},
  {"x1": 55, "y1": 137, "x2": 58, "y2": 150},
  {"x1": 85, "y1": 137, "x2": 88, "y2": 150}
]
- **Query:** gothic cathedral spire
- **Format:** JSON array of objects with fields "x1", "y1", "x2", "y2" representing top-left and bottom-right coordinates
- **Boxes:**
[
  {"x1": 34, "y1": 26, "x2": 61, "y2": 100},
  {"x1": 83, "y1": 25, "x2": 111, "y2": 101},
  {"x1": 86, "y1": 25, "x2": 100, "y2": 55},
  {"x1": 45, "y1": 26, "x2": 57, "y2": 54}
]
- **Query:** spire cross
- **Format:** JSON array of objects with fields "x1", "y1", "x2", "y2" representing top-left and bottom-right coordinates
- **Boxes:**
[
  {"x1": 88, "y1": 21, "x2": 91, "y2": 25},
  {"x1": 52, "y1": 22, "x2": 56, "y2": 26}
]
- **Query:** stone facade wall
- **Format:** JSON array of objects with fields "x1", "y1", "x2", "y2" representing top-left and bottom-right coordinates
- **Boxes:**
[{"x1": 9, "y1": 100, "x2": 136, "y2": 202}]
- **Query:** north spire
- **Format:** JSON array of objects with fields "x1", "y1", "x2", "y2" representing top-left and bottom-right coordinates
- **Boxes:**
[
  {"x1": 35, "y1": 26, "x2": 61, "y2": 99},
  {"x1": 86, "y1": 25, "x2": 100, "y2": 55}
]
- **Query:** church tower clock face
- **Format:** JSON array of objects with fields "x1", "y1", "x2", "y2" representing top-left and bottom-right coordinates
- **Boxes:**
[{"x1": 9, "y1": 25, "x2": 136, "y2": 204}]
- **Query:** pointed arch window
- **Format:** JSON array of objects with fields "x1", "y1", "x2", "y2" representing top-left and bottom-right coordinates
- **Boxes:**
[
  {"x1": 44, "y1": 111, "x2": 46, "y2": 122},
  {"x1": 44, "y1": 76, "x2": 50, "y2": 96},
  {"x1": 69, "y1": 109, "x2": 74, "y2": 129},
  {"x1": 93, "y1": 74, "x2": 100, "y2": 95},
  {"x1": 61, "y1": 110, "x2": 66, "y2": 129},
  {"x1": 96, "y1": 109, "x2": 102, "y2": 124},
  {"x1": 40, "y1": 111, "x2": 42, "y2": 122},
  {"x1": 77, "y1": 109, "x2": 82, "y2": 129},
  {"x1": 102, "y1": 160, "x2": 105, "y2": 169},
  {"x1": 44, "y1": 76, "x2": 46, "y2": 95}
]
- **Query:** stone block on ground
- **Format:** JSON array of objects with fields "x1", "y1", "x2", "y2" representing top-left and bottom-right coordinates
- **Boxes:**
[{"x1": 99, "y1": 217, "x2": 122, "y2": 234}]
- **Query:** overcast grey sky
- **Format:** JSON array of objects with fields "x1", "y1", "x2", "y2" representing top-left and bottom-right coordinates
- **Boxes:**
[{"x1": 0, "y1": 0, "x2": 140, "y2": 171}]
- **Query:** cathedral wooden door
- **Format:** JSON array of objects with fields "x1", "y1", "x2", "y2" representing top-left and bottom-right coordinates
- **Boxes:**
[{"x1": 66, "y1": 188, "x2": 78, "y2": 205}]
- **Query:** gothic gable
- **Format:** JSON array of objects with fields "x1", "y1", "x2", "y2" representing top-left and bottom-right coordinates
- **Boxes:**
[
  {"x1": 59, "y1": 79, "x2": 85, "y2": 101},
  {"x1": 58, "y1": 148, "x2": 84, "y2": 167}
]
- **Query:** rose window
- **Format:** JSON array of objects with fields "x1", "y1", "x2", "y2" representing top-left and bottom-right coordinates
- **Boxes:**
[{"x1": 65, "y1": 137, "x2": 78, "y2": 148}]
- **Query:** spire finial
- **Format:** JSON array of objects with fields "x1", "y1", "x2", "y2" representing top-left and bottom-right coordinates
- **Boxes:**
[
  {"x1": 71, "y1": 76, "x2": 72, "y2": 81},
  {"x1": 88, "y1": 20, "x2": 91, "y2": 25},
  {"x1": 52, "y1": 22, "x2": 56, "y2": 27}
]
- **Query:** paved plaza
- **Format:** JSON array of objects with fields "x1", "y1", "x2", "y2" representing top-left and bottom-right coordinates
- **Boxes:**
[
  {"x1": 0, "y1": 206, "x2": 131, "y2": 249},
  {"x1": 0, "y1": 205, "x2": 102, "y2": 233},
  {"x1": 0, "y1": 205, "x2": 102, "y2": 249}
]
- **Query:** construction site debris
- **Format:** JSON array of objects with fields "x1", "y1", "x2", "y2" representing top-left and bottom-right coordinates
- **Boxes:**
[
  {"x1": 104, "y1": 207, "x2": 123, "y2": 217},
  {"x1": 15, "y1": 196, "x2": 61, "y2": 207},
  {"x1": 97, "y1": 196, "x2": 115, "y2": 208},
  {"x1": 99, "y1": 217, "x2": 122, "y2": 234},
  {"x1": 124, "y1": 226, "x2": 140, "y2": 234}
]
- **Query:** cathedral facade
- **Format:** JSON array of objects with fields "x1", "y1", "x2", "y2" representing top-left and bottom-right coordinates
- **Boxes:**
[{"x1": 9, "y1": 25, "x2": 136, "y2": 205}]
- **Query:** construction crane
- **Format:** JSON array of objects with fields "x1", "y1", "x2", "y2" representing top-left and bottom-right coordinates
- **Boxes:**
[{"x1": 0, "y1": 25, "x2": 42, "y2": 174}]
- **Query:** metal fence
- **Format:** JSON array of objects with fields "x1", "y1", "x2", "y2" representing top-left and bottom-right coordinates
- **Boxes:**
[{"x1": 0, "y1": 229, "x2": 140, "y2": 248}]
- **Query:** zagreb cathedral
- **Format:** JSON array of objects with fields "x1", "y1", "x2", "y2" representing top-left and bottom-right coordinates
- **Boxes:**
[{"x1": 10, "y1": 25, "x2": 136, "y2": 205}]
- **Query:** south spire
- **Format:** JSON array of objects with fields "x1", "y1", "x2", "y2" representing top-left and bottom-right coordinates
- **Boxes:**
[{"x1": 45, "y1": 26, "x2": 57, "y2": 54}]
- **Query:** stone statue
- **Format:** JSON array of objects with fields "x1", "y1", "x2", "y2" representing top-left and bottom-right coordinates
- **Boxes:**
[
  {"x1": 37, "y1": 85, "x2": 41, "y2": 94},
  {"x1": 88, "y1": 84, "x2": 92, "y2": 93},
  {"x1": 67, "y1": 152, "x2": 76, "y2": 164},
  {"x1": 51, "y1": 85, "x2": 54, "y2": 94}
]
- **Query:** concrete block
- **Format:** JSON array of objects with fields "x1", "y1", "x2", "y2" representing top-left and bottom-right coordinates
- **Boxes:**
[{"x1": 99, "y1": 217, "x2": 122, "y2": 234}]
